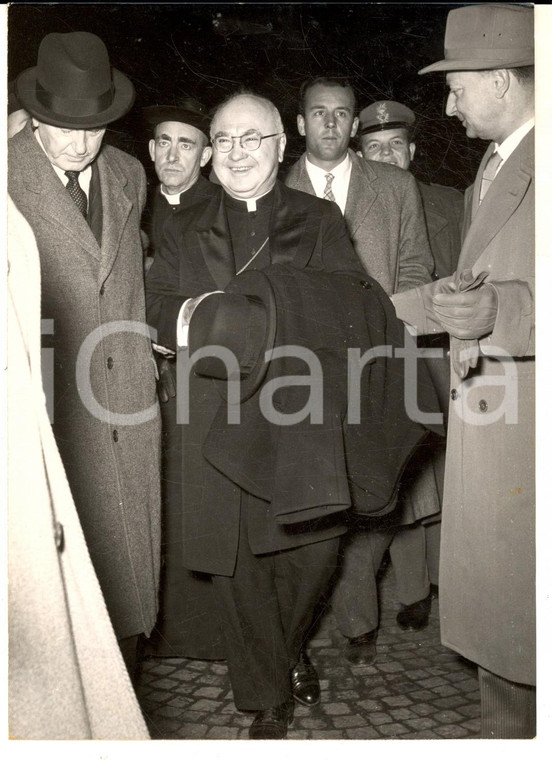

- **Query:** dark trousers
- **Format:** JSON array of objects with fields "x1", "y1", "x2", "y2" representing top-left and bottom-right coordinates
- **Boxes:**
[
  {"x1": 479, "y1": 666, "x2": 536, "y2": 739},
  {"x1": 212, "y1": 510, "x2": 340, "y2": 711}
]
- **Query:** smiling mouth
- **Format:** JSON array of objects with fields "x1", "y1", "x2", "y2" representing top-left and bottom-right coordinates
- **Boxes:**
[{"x1": 229, "y1": 166, "x2": 253, "y2": 173}]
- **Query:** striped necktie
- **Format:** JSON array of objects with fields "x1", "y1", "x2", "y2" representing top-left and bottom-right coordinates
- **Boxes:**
[
  {"x1": 479, "y1": 151, "x2": 502, "y2": 204},
  {"x1": 65, "y1": 170, "x2": 88, "y2": 217},
  {"x1": 323, "y1": 173, "x2": 336, "y2": 202}
]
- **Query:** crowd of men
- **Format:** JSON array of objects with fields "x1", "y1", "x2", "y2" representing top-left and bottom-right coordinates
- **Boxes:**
[{"x1": 8, "y1": 3, "x2": 535, "y2": 741}]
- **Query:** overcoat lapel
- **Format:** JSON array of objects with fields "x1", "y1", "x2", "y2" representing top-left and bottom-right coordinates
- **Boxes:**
[
  {"x1": 269, "y1": 181, "x2": 319, "y2": 267},
  {"x1": 344, "y1": 152, "x2": 377, "y2": 236},
  {"x1": 459, "y1": 130, "x2": 534, "y2": 272},
  {"x1": 96, "y1": 153, "x2": 133, "y2": 283}
]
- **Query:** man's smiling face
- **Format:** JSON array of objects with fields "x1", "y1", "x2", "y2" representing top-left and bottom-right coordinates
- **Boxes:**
[{"x1": 211, "y1": 95, "x2": 286, "y2": 200}]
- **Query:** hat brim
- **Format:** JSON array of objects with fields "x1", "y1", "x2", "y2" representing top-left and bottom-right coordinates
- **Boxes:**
[
  {"x1": 143, "y1": 106, "x2": 210, "y2": 137},
  {"x1": 419, "y1": 54, "x2": 534, "y2": 74},
  {"x1": 15, "y1": 66, "x2": 135, "y2": 128},
  {"x1": 218, "y1": 269, "x2": 277, "y2": 403}
]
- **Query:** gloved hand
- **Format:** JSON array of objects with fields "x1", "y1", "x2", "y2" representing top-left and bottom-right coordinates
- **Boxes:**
[
  {"x1": 156, "y1": 355, "x2": 176, "y2": 403},
  {"x1": 432, "y1": 282, "x2": 498, "y2": 340}
]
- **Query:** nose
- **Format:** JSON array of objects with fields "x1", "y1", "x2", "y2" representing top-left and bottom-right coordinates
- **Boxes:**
[
  {"x1": 445, "y1": 92, "x2": 457, "y2": 117},
  {"x1": 228, "y1": 137, "x2": 247, "y2": 160},
  {"x1": 380, "y1": 142, "x2": 392, "y2": 156},
  {"x1": 325, "y1": 116, "x2": 336, "y2": 129},
  {"x1": 73, "y1": 131, "x2": 88, "y2": 155},
  {"x1": 168, "y1": 142, "x2": 179, "y2": 162}
]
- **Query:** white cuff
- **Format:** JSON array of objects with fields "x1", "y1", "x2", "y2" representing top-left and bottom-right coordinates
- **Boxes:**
[{"x1": 177, "y1": 292, "x2": 224, "y2": 348}]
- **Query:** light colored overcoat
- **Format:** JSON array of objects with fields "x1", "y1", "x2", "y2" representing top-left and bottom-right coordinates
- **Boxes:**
[
  {"x1": 8, "y1": 123, "x2": 161, "y2": 639},
  {"x1": 393, "y1": 130, "x2": 535, "y2": 685},
  {"x1": 8, "y1": 198, "x2": 150, "y2": 739}
]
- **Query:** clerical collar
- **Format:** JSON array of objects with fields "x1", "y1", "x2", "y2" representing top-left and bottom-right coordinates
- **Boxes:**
[{"x1": 224, "y1": 187, "x2": 274, "y2": 212}]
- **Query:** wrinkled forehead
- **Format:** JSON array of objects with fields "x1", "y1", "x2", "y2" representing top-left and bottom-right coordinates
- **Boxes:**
[
  {"x1": 154, "y1": 120, "x2": 206, "y2": 143},
  {"x1": 361, "y1": 127, "x2": 410, "y2": 143},
  {"x1": 212, "y1": 96, "x2": 276, "y2": 135}
]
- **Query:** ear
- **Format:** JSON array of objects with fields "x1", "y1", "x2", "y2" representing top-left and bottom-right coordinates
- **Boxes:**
[
  {"x1": 350, "y1": 116, "x2": 359, "y2": 138},
  {"x1": 297, "y1": 114, "x2": 306, "y2": 137},
  {"x1": 148, "y1": 139, "x2": 156, "y2": 163},
  {"x1": 277, "y1": 132, "x2": 287, "y2": 163},
  {"x1": 200, "y1": 145, "x2": 212, "y2": 167},
  {"x1": 409, "y1": 142, "x2": 416, "y2": 162},
  {"x1": 493, "y1": 69, "x2": 510, "y2": 99}
]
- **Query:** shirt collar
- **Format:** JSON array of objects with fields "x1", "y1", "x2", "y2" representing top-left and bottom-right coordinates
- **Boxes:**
[
  {"x1": 305, "y1": 152, "x2": 351, "y2": 181},
  {"x1": 494, "y1": 118, "x2": 534, "y2": 165},
  {"x1": 160, "y1": 184, "x2": 182, "y2": 205}
]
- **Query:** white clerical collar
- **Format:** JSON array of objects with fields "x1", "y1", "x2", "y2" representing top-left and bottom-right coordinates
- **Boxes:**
[
  {"x1": 305, "y1": 152, "x2": 351, "y2": 182},
  {"x1": 34, "y1": 128, "x2": 92, "y2": 196},
  {"x1": 226, "y1": 188, "x2": 273, "y2": 212},
  {"x1": 494, "y1": 118, "x2": 534, "y2": 167},
  {"x1": 160, "y1": 184, "x2": 183, "y2": 205}
]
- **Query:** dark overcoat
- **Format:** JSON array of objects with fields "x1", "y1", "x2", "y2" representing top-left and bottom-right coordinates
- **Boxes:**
[
  {"x1": 146, "y1": 182, "x2": 364, "y2": 576},
  {"x1": 9, "y1": 122, "x2": 161, "y2": 639}
]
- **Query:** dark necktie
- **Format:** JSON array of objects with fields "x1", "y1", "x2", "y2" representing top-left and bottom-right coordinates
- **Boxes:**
[
  {"x1": 479, "y1": 151, "x2": 502, "y2": 204},
  {"x1": 323, "y1": 173, "x2": 336, "y2": 202},
  {"x1": 65, "y1": 170, "x2": 88, "y2": 217}
]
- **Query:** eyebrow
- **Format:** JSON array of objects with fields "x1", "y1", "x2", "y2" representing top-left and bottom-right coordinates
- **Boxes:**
[
  {"x1": 308, "y1": 104, "x2": 352, "y2": 112},
  {"x1": 212, "y1": 128, "x2": 258, "y2": 138},
  {"x1": 157, "y1": 133, "x2": 197, "y2": 145}
]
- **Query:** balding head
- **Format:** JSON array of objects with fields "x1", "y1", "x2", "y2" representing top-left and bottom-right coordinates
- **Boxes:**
[{"x1": 210, "y1": 93, "x2": 286, "y2": 200}]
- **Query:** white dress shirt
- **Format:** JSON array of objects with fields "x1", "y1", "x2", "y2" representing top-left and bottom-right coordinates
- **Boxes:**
[
  {"x1": 493, "y1": 118, "x2": 534, "y2": 175},
  {"x1": 304, "y1": 153, "x2": 351, "y2": 215}
]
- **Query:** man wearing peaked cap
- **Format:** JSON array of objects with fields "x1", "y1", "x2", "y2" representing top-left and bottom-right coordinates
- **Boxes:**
[
  {"x1": 9, "y1": 32, "x2": 162, "y2": 677},
  {"x1": 392, "y1": 3, "x2": 535, "y2": 738}
]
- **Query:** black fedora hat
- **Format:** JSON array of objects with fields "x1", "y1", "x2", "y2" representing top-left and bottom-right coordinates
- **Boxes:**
[
  {"x1": 189, "y1": 270, "x2": 277, "y2": 402},
  {"x1": 143, "y1": 97, "x2": 210, "y2": 138},
  {"x1": 16, "y1": 31, "x2": 135, "y2": 129}
]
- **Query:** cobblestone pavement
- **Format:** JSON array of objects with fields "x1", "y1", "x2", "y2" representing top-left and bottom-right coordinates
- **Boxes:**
[{"x1": 136, "y1": 565, "x2": 480, "y2": 740}]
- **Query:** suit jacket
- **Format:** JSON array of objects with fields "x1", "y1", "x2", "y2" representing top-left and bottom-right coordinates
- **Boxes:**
[
  {"x1": 8, "y1": 122, "x2": 161, "y2": 640},
  {"x1": 148, "y1": 174, "x2": 219, "y2": 255},
  {"x1": 285, "y1": 149, "x2": 433, "y2": 295},
  {"x1": 417, "y1": 180, "x2": 464, "y2": 279},
  {"x1": 146, "y1": 181, "x2": 364, "y2": 575},
  {"x1": 7, "y1": 199, "x2": 149, "y2": 739},
  {"x1": 392, "y1": 129, "x2": 535, "y2": 685}
]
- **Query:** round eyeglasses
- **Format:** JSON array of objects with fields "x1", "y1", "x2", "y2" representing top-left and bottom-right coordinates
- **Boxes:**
[{"x1": 212, "y1": 130, "x2": 283, "y2": 153}]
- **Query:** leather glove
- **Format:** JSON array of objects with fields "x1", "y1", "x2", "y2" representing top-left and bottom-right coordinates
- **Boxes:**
[
  {"x1": 432, "y1": 283, "x2": 498, "y2": 340},
  {"x1": 156, "y1": 355, "x2": 176, "y2": 403}
]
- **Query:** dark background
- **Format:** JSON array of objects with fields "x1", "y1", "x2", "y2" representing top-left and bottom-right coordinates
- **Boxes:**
[{"x1": 8, "y1": 2, "x2": 487, "y2": 192}]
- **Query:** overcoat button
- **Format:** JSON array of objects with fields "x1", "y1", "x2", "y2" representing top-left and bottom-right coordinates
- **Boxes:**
[
  {"x1": 450, "y1": 389, "x2": 459, "y2": 401},
  {"x1": 360, "y1": 280, "x2": 372, "y2": 289},
  {"x1": 107, "y1": 357, "x2": 114, "y2": 370},
  {"x1": 54, "y1": 522, "x2": 64, "y2": 552},
  {"x1": 479, "y1": 399, "x2": 488, "y2": 412},
  {"x1": 113, "y1": 429, "x2": 119, "y2": 442}
]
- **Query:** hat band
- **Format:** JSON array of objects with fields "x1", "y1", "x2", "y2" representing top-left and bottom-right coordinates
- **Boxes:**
[
  {"x1": 445, "y1": 46, "x2": 534, "y2": 63},
  {"x1": 36, "y1": 81, "x2": 115, "y2": 118},
  {"x1": 360, "y1": 121, "x2": 411, "y2": 136}
]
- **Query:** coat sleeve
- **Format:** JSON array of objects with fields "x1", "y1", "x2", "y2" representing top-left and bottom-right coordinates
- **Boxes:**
[
  {"x1": 145, "y1": 220, "x2": 188, "y2": 351},
  {"x1": 480, "y1": 279, "x2": 534, "y2": 358},
  {"x1": 396, "y1": 173, "x2": 434, "y2": 292}
]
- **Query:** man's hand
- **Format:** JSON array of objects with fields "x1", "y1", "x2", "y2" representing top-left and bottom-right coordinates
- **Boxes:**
[
  {"x1": 156, "y1": 356, "x2": 176, "y2": 403},
  {"x1": 432, "y1": 283, "x2": 498, "y2": 340}
]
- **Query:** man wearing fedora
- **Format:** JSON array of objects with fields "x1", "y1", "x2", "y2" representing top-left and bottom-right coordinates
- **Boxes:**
[
  {"x1": 392, "y1": 4, "x2": 535, "y2": 738},
  {"x1": 9, "y1": 32, "x2": 162, "y2": 676},
  {"x1": 142, "y1": 97, "x2": 225, "y2": 660}
]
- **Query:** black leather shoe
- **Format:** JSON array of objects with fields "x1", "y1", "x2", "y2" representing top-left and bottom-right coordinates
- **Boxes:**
[
  {"x1": 249, "y1": 702, "x2": 293, "y2": 740},
  {"x1": 345, "y1": 630, "x2": 377, "y2": 665},
  {"x1": 291, "y1": 650, "x2": 320, "y2": 706},
  {"x1": 396, "y1": 593, "x2": 432, "y2": 630}
]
